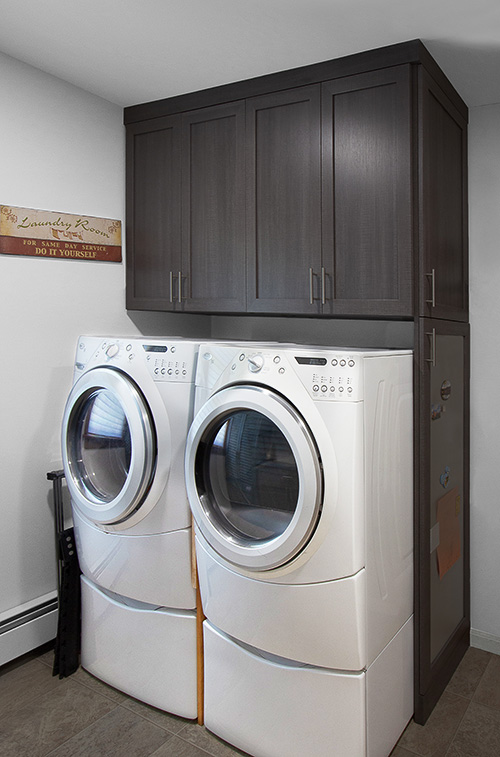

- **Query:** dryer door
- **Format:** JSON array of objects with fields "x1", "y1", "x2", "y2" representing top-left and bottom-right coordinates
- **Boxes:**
[
  {"x1": 62, "y1": 367, "x2": 156, "y2": 525},
  {"x1": 186, "y1": 385, "x2": 323, "y2": 570}
]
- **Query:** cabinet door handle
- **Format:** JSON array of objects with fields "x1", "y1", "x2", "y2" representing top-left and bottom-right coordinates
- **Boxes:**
[
  {"x1": 309, "y1": 267, "x2": 314, "y2": 305},
  {"x1": 425, "y1": 328, "x2": 436, "y2": 367},
  {"x1": 178, "y1": 271, "x2": 183, "y2": 303},
  {"x1": 426, "y1": 269, "x2": 436, "y2": 308},
  {"x1": 169, "y1": 271, "x2": 174, "y2": 304},
  {"x1": 321, "y1": 267, "x2": 326, "y2": 305}
]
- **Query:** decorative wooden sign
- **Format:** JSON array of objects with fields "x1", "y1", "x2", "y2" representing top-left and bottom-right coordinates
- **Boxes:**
[{"x1": 0, "y1": 205, "x2": 122, "y2": 262}]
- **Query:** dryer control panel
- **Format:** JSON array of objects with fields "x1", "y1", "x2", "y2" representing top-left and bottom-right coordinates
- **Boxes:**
[
  {"x1": 201, "y1": 344, "x2": 367, "y2": 402},
  {"x1": 292, "y1": 353, "x2": 363, "y2": 401}
]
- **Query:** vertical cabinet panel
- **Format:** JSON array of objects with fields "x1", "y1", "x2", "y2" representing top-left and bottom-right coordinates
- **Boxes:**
[
  {"x1": 414, "y1": 319, "x2": 470, "y2": 723},
  {"x1": 419, "y1": 71, "x2": 468, "y2": 322},
  {"x1": 126, "y1": 116, "x2": 181, "y2": 310},
  {"x1": 322, "y1": 66, "x2": 413, "y2": 316},
  {"x1": 246, "y1": 86, "x2": 322, "y2": 314},
  {"x1": 429, "y1": 334, "x2": 465, "y2": 661},
  {"x1": 182, "y1": 103, "x2": 246, "y2": 312}
]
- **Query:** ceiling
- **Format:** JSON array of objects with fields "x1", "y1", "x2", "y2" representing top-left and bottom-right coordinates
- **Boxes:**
[{"x1": 1, "y1": 0, "x2": 500, "y2": 109}]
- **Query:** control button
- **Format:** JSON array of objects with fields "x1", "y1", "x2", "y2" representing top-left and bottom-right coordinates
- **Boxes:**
[
  {"x1": 154, "y1": 367, "x2": 159, "y2": 375},
  {"x1": 106, "y1": 344, "x2": 119, "y2": 358},
  {"x1": 239, "y1": 353, "x2": 245, "y2": 361},
  {"x1": 248, "y1": 354, "x2": 264, "y2": 373},
  {"x1": 348, "y1": 359, "x2": 355, "y2": 367},
  {"x1": 331, "y1": 359, "x2": 338, "y2": 366},
  {"x1": 161, "y1": 368, "x2": 166, "y2": 375},
  {"x1": 330, "y1": 386, "x2": 335, "y2": 392},
  {"x1": 339, "y1": 386, "x2": 344, "y2": 393},
  {"x1": 126, "y1": 344, "x2": 132, "y2": 351},
  {"x1": 273, "y1": 356, "x2": 281, "y2": 364},
  {"x1": 167, "y1": 369, "x2": 173, "y2": 375},
  {"x1": 321, "y1": 385, "x2": 328, "y2": 393},
  {"x1": 278, "y1": 367, "x2": 285, "y2": 374},
  {"x1": 313, "y1": 385, "x2": 319, "y2": 392},
  {"x1": 171, "y1": 346, "x2": 176, "y2": 353},
  {"x1": 182, "y1": 370, "x2": 187, "y2": 375},
  {"x1": 347, "y1": 387, "x2": 353, "y2": 393},
  {"x1": 339, "y1": 359, "x2": 346, "y2": 367}
]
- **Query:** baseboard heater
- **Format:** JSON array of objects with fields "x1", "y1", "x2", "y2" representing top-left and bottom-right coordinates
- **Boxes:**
[{"x1": 0, "y1": 592, "x2": 58, "y2": 666}]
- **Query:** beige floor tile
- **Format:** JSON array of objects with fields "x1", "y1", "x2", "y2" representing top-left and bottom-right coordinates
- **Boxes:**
[
  {"x1": 178, "y1": 723, "x2": 249, "y2": 756},
  {"x1": 390, "y1": 747, "x2": 420, "y2": 756},
  {"x1": 71, "y1": 666, "x2": 129, "y2": 703},
  {"x1": 0, "y1": 679, "x2": 117, "y2": 757},
  {"x1": 47, "y1": 704, "x2": 172, "y2": 756},
  {"x1": 121, "y1": 695, "x2": 193, "y2": 735},
  {"x1": 0, "y1": 658, "x2": 65, "y2": 717},
  {"x1": 446, "y1": 647, "x2": 493, "y2": 700},
  {"x1": 446, "y1": 700, "x2": 500, "y2": 756},
  {"x1": 38, "y1": 648, "x2": 57, "y2": 669},
  {"x1": 151, "y1": 735, "x2": 231, "y2": 757},
  {"x1": 396, "y1": 690, "x2": 469, "y2": 756},
  {"x1": 473, "y1": 654, "x2": 500, "y2": 712}
]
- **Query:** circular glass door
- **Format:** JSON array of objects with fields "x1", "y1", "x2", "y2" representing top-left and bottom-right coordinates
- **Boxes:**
[
  {"x1": 186, "y1": 385, "x2": 323, "y2": 570},
  {"x1": 62, "y1": 367, "x2": 156, "y2": 524}
]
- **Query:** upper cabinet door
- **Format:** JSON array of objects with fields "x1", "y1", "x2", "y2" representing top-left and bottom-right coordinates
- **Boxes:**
[
  {"x1": 181, "y1": 102, "x2": 246, "y2": 312},
  {"x1": 418, "y1": 70, "x2": 468, "y2": 322},
  {"x1": 126, "y1": 116, "x2": 181, "y2": 311},
  {"x1": 246, "y1": 86, "x2": 322, "y2": 314},
  {"x1": 322, "y1": 66, "x2": 413, "y2": 317}
]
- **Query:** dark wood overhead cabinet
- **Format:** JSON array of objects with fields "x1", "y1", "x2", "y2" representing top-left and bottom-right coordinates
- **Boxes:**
[
  {"x1": 125, "y1": 40, "x2": 467, "y2": 322},
  {"x1": 126, "y1": 102, "x2": 246, "y2": 312},
  {"x1": 125, "y1": 39, "x2": 469, "y2": 727}
]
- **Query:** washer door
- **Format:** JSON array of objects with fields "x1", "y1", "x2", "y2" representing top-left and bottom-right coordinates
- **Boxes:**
[
  {"x1": 62, "y1": 367, "x2": 156, "y2": 525},
  {"x1": 186, "y1": 385, "x2": 323, "y2": 570}
]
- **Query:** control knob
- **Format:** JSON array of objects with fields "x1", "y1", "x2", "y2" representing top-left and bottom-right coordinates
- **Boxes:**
[
  {"x1": 248, "y1": 354, "x2": 264, "y2": 373},
  {"x1": 106, "y1": 344, "x2": 119, "y2": 358}
]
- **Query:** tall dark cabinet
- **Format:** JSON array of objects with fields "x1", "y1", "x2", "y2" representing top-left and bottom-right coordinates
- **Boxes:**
[
  {"x1": 124, "y1": 39, "x2": 469, "y2": 725},
  {"x1": 415, "y1": 320, "x2": 470, "y2": 722},
  {"x1": 415, "y1": 63, "x2": 469, "y2": 722}
]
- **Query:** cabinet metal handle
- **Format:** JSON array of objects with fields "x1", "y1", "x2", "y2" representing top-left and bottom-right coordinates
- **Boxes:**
[
  {"x1": 309, "y1": 267, "x2": 314, "y2": 305},
  {"x1": 169, "y1": 271, "x2": 174, "y2": 304},
  {"x1": 425, "y1": 328, "x2": 436, "y2": 367},
  {"x1": 178, "y1": 271, "x2": 183, "y2": 303},
  {"x1": 426, "y1": 269, "x2": 436, "y2": 309},
  {"x1": 321, "y1": 267, "x2": 326, "y2": 305}
]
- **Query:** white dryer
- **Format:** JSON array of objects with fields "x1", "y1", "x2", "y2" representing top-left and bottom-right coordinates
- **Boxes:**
[
  {"x1": 61, "y1": 335, "x2": 199, "y2": 717},
  {"x1": 185, "y1": 342, "x2": 414, "y2": 756}
]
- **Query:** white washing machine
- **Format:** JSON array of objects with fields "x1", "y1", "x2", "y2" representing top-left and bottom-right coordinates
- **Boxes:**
[
  {"x1": 61, "y1": 335, "x2": 199, "y2": 717},
  {"x1": 185, "y1": 342, "x2": 414, "y2": 756}
]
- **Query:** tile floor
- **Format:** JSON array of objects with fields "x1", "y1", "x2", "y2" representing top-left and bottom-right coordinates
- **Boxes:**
[{"x1": 1, "y1": 644, "x2": 499, "y2": 756}]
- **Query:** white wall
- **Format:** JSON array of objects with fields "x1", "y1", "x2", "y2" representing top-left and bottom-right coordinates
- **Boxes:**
[
  {"x1": 0, "y1": 52, "x2": 208, "y2": 633},
  {"x1": 469, "y1": 102, "x2": 500, "y2": 652}
]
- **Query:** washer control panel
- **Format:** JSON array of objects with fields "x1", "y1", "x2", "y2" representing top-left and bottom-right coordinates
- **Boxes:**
[
  {"x1": 141, "y1": 342, "x2": 194, "y2": 382},
  {"x1": 76, "y1": 337, "x2": 197, "y2": 382}
]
